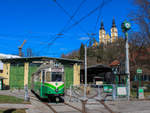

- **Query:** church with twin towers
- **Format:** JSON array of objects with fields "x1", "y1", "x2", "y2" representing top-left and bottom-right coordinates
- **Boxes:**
[{"x1": 93, "y1": 18, "x2": 118, "y2": 46}]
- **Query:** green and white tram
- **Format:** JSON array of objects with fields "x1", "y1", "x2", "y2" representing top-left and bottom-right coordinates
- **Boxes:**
[{"x1": 31, "y1": 63, "x2": 64, "y2": 99}]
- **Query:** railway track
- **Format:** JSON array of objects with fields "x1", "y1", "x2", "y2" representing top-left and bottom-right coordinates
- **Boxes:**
[
  {"x1": 43, "y1": 102, "x2": 82, "y2": 113},
  {"x1": 6, "y1": 91, "x2": 115, "y2": 113},
  {"x1": 43, "y1": 102, "x2": 58, "y2": 113},
  {"x1": 39, "y1": 92, "x2": 114, "y2": 113}
]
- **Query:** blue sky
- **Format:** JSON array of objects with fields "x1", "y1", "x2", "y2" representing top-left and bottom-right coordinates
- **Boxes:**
[{"x1": 0, "y1": 0, "x2": 137, "y2": 57}]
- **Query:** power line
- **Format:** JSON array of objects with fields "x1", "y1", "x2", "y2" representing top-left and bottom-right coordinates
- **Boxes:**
[
  {"x1": 38, "y1": 0, "x2": 87, "y2": 53},
  {"x1": 52, "y1": 0, "x2": 111, "y2": 47},
  {"x1": 64, "y1": 0, "x2": 112, "y2": 33},
  {"x1": 60, "y1": 0, "x2": 87, "y2": 33},
  {"x1": 94, "y1": 0, "x2": 104, "y2": 30},
  {"x1": 39, "y1": 0, "x2": 111, "y2": 56},
  {"x1": 53, "y1": 0, "x2": 71, "y2": 18},
  {"x1": 53, "y1": 0, "x2": 90, "y2": 35}
]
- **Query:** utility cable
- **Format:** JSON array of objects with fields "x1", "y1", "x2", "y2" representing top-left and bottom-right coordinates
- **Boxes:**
[
  {"x1": 61, "y1": 0, "x2": 87, "y2": 33},
  {"x1": 38, "y1": 0, "x2": 111, "y2": 56},
  {"x1": 42, "y1": 0, "x2": 88, "y2": 48},
  {"x1": 94, "y1": 0, "x2": 104, "y2": 30},
  {"x1": 64, "y1": 0, "x2": 112, "y2": 33},
  {"x1": 48, "y1": 0, "x2": 111, "y2": 48}
]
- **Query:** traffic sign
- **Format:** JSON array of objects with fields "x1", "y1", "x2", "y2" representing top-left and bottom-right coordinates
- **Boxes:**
[
  {"x1": 138, "y1": 87, "x2": 144, "y2": 99},
  {"x1": 137, "y1": 69, "x2": 142, "y2": 74}
]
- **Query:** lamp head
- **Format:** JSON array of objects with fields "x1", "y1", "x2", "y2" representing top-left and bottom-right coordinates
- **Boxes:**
[{"x1": 121, "y1": 20, "x2": 131, "y2": 32}]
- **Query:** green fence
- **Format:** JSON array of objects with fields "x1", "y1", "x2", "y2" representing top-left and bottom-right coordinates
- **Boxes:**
[
  {"x1": 64, "y1": 65, "x2": 73, "y2": 88},
  {"x1": 10, "y1": 64, "x2": 24, "y2": 89}
]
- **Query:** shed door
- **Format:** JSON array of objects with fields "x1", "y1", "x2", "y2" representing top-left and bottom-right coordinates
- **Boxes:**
[
  {"x1": 10, "y1": 64, "x2": 24, "y2": 89},
  {"x1": 64, "y1": 66, "x2": 73, "y2": 88}
]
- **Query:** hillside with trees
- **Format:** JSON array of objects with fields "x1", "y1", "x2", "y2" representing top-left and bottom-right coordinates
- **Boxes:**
[{"x1": 61, "y1": 37, "x2": 125, "y2": 66}]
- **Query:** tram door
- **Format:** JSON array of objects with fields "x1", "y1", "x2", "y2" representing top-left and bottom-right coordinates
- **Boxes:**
[{"x1": 41, "y1": 70, "x2": 45, "y2": 83}]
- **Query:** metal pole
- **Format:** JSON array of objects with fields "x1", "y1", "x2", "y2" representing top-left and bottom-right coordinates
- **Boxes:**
[
  {"x1": 125, "y1": 32, "x2": 130, "y2": 100},
  {"x1": 84, "y1": 44, "x2": 87, "y2": 99},
  {"x1": 24, "y1": 85, "x2": 29, "y2": 101}
]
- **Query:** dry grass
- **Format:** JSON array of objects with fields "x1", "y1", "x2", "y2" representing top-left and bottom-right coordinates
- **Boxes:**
[{"x1": 0, "y1": 109, "x2": 26, "y2": 113}]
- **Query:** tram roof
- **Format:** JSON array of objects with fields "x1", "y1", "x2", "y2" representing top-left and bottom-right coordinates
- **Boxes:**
[{"x1": 1, "y1": 56, "x2": 83, "y2": 64}]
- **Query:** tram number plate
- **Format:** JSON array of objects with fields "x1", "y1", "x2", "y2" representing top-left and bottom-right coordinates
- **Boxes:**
[{"x1": 51, "y1": 68, "x2": 63, "y2": 72}]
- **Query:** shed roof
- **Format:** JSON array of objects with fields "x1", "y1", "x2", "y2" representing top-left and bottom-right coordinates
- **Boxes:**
[
  {"x1": 81, "y1": 64, "x2": 112, "y2": 74},
  {"x1": 1, "y1": 56, "x2": 83, "y2": 64}
]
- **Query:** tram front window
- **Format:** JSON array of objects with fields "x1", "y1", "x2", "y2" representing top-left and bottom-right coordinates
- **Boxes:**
[{"x1": 52, "y1": 72, "x2": 62, "y2": 81}]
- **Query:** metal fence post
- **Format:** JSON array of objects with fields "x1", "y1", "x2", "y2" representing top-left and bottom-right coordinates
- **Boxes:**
[
  {"x1": 112, "y1": 84, "x2": 116, "y2": 100},
  {"x1": 24, "y1": 85, "x2": 29, "y2": 101},
  {"x1": 69, "y1": 85, "x2": 72, "y2": 101},
  {"x1": 81, "y1": 99, "x2": 88, "y2": 113},
  {"x1": 95, "y1": 85, "x2": 103, "y2": 102}
]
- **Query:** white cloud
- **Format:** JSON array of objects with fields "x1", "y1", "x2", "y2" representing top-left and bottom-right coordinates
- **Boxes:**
[
  {"x1": 79, "y1": 37, "x2": 90, "y2": 41},
  {"x1": 60, "y1": 48, "x2": 67, "y2": 51}
]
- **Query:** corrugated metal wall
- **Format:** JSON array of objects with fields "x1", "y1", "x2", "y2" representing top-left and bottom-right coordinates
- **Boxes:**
[
  {"x1": 28, "y1": 64, "x2": 39, "y2": 88},
  {"x1": 10, "y1": 63, "x2": 24, "y2": 89},
  {"x1": 64, "y1": 65, "x2": 73, "y2": 88}
]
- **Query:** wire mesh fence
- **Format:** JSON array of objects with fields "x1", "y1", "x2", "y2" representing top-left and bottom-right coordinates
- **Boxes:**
[{"x1": 65, "y1": 84, "x2": 126, "y2": 102}]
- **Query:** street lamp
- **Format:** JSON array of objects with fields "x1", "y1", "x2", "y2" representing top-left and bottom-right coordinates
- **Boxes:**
[
  {"x1": 84, "y1": 44, "x2": 87, "y2": 99},
  {"x1": 121, "y1": 20, "x2": 131, "y2": 100}
]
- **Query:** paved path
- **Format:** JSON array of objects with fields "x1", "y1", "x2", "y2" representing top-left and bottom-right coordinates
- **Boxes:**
[
  {"x1": 0, "y1": 104, "x2": 32, "y2": 109},
  {"x1": 106, "y1": 100, "x2": 150, "y2": 113},
  {"x1": 26, "y1": 99, "x2": 54, "y2": 113}
]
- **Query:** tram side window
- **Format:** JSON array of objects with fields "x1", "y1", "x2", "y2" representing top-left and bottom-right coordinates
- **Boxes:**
[
  {"x1": 52, "y1": 73, "x2": 62, "y2": 81},
  {"x1": 45, "y1": 72, "x2": 51, "y2": 82},
  {"x1": 42, "y1": 70, "x2": 45, "y2": 82}
]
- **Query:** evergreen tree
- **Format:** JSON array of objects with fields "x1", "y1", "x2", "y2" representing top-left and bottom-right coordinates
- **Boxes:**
[{"x1": 79, "y1": 43, "x2": 85, "y2": 60}]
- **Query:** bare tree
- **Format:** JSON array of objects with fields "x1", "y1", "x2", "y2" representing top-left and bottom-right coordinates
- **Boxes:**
[{"x1": 129, "y1": 0, "x2": 150, "y2": 44}]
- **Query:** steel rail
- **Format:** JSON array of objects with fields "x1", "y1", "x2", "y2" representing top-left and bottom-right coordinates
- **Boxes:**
[
  {"x1": 44, "y1": 102, "x2": 58, "y2": 113},
  {"x1": 99, "y1": 100, "x2": 116, "y2": 113},
  {"x1": 64, "y1": 102, "x2": 82, "y2": 112},
  {"x1": 72, "y1": 88, "x2": 98, "y2": 99}
]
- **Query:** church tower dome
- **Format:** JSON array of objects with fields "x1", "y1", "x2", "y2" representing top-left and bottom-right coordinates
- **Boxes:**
[
  {"x1": 100, "y1": 20, "x2": 105, "y2": 30},
  {"x1": 111, "y1": 18, "x2": 118, "y2": 43},
  {"x1": 99, "y1": 20, "x2": 106, "y2": 44},
  {"x1": 112, "y1": 18, "x2": 116, "y2": 27}
]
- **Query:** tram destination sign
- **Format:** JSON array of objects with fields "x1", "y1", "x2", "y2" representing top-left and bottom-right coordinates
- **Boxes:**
[
  {"x1": 137, "y1": 69, "x2": 142, "y2": 74},
  {"x1": 51, "y1": 68, "x2": 64, "y2": 72}
]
